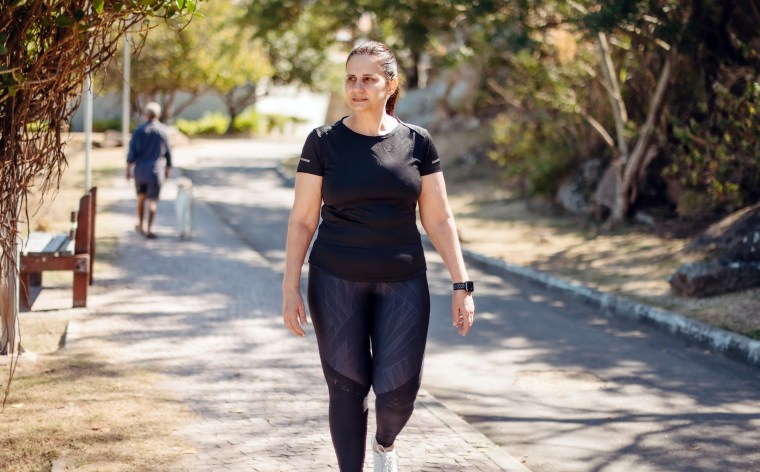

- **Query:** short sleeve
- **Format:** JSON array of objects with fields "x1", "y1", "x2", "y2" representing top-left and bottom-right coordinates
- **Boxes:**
[
  {"x1": 296, "y1": 129, "x2": 324, "y2": 176},
  {"x1": 418, "y1": 131, "x2": 442, "y2": 176}
]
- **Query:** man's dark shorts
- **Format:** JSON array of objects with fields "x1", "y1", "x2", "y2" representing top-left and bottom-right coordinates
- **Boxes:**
[{"x1": 135, "y1": 180, "x2": 161, "y2": 200}]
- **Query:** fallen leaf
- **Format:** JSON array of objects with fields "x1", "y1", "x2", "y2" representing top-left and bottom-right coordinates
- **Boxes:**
[{"x1": 689, "y1": 445, "x2": 701, "y2": 451}]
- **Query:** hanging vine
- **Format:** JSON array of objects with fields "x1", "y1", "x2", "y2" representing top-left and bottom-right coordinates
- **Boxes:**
[
  {"x1": 0, "y1": 0, "x2": 199, "y2": 403},
  {"x1": 0, "y1": 0, "x2": 198, "y2": 277}
]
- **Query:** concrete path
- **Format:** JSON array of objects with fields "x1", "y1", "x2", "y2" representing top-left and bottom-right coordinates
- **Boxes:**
[{"x1": 64, "y1": 142, "x2": 529, "y2": 471}]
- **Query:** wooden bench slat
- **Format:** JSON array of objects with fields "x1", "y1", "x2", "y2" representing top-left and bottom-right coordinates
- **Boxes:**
[
  {"x1": 23, "y1": 233, "x2": 57, "y2": 254},
  {"x1": 23, "y1": 232, "x2": 72, "y2": 256},
  {"x1": 43, "y1": 235, "x2": 71, "y2": 254}
]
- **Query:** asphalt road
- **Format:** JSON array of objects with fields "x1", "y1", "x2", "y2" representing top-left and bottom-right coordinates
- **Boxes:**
[{"x1": 177, "y1": 139, "x2": 760, "y2": 472}]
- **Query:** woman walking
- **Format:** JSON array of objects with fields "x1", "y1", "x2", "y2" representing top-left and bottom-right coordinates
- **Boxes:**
[{"x1": 282, "y1": 41, "x2": 475, "y2": 471}]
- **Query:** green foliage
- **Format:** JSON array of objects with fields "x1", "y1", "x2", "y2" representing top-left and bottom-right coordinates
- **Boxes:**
[
  {"x1": 96, "y1": 0, "x2": 268, "y2": 120},
  {"x1": 488, "y1": 111, "x2": 579, "y2": 197},
  {"x1": 243, "y1": 1, "x2": 335, "y2": 87},
  {"x1": 92, "y1": 118, "x2": 125, "y2": 132},
  {"x1": 197, "y1": 0, "x2": 271, "y2": 95},
  {"x1": 260, "y1": 113, "x2": 307, "y2": 134},
  {"x1": 175, "y1": 112, "x2": 230, "y2": 136},
  {"x1": 231, "y1": 110, "x2": 262, "y2": 135},
  {"x1": 667, "y1": 81, "x2": 760, "y2": 212},
  {"x1": 235, "y1": 0, "x2": 760, "y2": 218},
  {"x1": 175, "y1": 109, "x2": 305, "y2": 136},
  {"x1": 475, "y1": 6, "x2": 604, "y2": 197},
  {"x1": 122, "y1": 18, "x2": 213, "y2": 110}
]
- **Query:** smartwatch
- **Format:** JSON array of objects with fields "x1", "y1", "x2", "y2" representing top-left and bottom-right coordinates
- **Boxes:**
[{"x1": 452, "y1": 281, "x2": 475, "y2": 293}]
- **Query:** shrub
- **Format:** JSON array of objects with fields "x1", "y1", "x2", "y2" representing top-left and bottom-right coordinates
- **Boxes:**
[
  {"x1": 92, "y1": 118, "x2": 123, "y2": 132},
  {"x1": 175, "y1": 110, "x2": 306, "y2": 137},
  {"x1": 667, "y1": 81, "x2": 760, "y2": 212},
  {"x1": 488, "y1": 111, "x2": 580, "y2": 197},
  {"x1": 232, "y1": 109, "x2": 262, "y2": 135},
  {"x1": 175, "y1": 112, "x2": 229, "y2": 136}
]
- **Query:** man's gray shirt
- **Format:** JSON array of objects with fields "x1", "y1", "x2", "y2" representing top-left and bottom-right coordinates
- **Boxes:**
[{"x1": 127, "y1": 120, "x2": 172, "y2": 184}]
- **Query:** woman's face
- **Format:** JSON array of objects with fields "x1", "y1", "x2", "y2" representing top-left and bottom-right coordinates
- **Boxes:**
[{"x1": 344, "y1": 54, "x2": 396, "y2": 113}]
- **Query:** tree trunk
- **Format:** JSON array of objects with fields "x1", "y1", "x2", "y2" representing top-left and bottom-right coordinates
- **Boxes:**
[
  {"x1": 406, "y1": 49, "x2": 420, "y2": 89},
  {"x1": 223, "y1": 86, "x2": 258, "y2": 135},
  {"x1": 610, "y1": 53, "x2": 674, "y2": 223},
  {"x1": 172, "y1": 90, "x2": 204, "y2": 121},
  {"x1": 225, "y1": 108, "x2": 240, "y2": 135},
  {"x1": 593, "y1": 31, "x2": 675, "y2": 224},
  {"x1": 0, "y1": 221, "x2": 20, "y2": 357}
]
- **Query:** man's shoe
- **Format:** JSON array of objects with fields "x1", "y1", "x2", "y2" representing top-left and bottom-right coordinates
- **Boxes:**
[{"x1": 373, "y1": 437, "x2": 398, "y2": 472}]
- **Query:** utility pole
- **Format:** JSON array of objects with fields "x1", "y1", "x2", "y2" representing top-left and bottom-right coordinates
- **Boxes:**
[
  {"x1": 84, "y1": 73, "x2": 93, "y2": 192},
  {"x1": 122, "y1": 33, "x2": 131, "y2": 153}
]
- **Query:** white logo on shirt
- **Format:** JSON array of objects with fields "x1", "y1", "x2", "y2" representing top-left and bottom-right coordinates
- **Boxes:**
[
  {"x1": 432, "y1": 159, "x2": 440, "y2": 164},
  {"x1": 300, "y1": 158, "x2": 311, "y2": 163}
]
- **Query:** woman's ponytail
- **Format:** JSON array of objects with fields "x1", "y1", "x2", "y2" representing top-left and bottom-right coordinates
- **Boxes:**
[{"x1": 386, "y1": 88, "x2": 399, "y2": 116}]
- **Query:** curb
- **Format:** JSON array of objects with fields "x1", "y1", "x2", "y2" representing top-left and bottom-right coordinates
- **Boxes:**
[
  {"x1": 461, "y1": 248, "x2": 760, "y2": 369},
  {"x1": 417, "y1": 389, "x2": 532, "y2": 471},
  {"x1": 62, "y1": 319, "x2": 83, "y2": 347}
]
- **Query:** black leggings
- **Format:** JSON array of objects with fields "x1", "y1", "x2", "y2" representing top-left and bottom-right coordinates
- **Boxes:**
[{"x1": 307, "y1": 265, "x2": 430, "y2": 471}]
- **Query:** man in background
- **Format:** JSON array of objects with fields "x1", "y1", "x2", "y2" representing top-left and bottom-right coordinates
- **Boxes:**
[{"x1": 126, "y1": 101, "x2": 172, "y2": 239}]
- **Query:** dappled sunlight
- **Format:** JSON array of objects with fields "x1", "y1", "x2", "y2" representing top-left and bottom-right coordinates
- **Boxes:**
[
  {"x1": 59, "y1": 137, "x2": 759, "y2": 472},
  {"x1": 445, "y1": 178, "x2": 760, "y2": 340},
  {"x1": 423, "y1": 234, "x2": 760, "y2": 471}
]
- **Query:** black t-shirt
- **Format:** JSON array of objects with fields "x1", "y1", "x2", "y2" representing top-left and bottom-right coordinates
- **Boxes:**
[{"x1": 297, "y1": 118, "x2": 442, "y2": 282}]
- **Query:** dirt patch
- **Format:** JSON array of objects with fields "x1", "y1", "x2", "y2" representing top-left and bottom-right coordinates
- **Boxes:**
[{"x1": 1, "y1": 352, "x2": 194, "y2": 472}]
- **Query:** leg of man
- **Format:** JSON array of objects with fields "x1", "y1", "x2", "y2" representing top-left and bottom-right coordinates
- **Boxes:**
[
  {"x1": 146, "y1": 199, "x2": 158, "y2": 237},
  {"x1": 136, "y1": 192, "x2": 147, "y2": 234},
  {"x1": 145, "y1": 181, "x2": 161, "y2": 238}
]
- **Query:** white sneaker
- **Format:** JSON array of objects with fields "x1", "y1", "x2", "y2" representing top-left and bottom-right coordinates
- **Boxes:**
[{"x1": 373, "y1": 437, "x2": 398, "y2": 472}]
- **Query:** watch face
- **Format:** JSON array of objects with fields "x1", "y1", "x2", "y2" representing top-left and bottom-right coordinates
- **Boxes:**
[{"x1": 465, "y1": 281, "x2": 474, "y2": 292}]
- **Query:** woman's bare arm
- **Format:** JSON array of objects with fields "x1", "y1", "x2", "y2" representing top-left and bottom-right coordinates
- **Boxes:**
[
  {"x1": 419, "y1": 172, "x2": 474, "y2": 336},
  {"x1": 282, "y1": 173, "x2": 323, "y2": 336}
]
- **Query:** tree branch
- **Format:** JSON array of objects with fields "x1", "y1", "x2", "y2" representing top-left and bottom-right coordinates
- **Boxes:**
[{"x1": 596, "y1": 31, "x2": 629, "y2": 159}]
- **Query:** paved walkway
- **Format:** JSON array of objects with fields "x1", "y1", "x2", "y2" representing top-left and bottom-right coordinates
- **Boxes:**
[{"x1": 66, "y1": 159, "x2": 530, "y2": 471}]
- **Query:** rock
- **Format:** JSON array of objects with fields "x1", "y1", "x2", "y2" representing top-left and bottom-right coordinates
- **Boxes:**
[
  {"x1": 556, "y1": 159, "x2": 605, "y2": 215},
  {"x1": 633, "y1": 211, "x2": 655, "y2": 225},
  {"x1": 668, "y1": 258, "x2": 760, "y2": 297},
  {"x1": 592, "y1": 162, "x2": 619, "y2": 214},
  {"x1": 687, "y1": 203, "x2": 760, "y2": 262}
]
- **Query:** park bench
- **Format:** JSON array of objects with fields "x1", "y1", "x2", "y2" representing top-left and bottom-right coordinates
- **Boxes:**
[{"x1": 19, "y1": 187, "x2": 97, "y2": 310}]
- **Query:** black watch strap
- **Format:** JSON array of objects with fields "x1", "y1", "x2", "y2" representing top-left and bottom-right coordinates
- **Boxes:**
[{"x1": 453, "y1": 281, "x2": 475, "y2": 292}]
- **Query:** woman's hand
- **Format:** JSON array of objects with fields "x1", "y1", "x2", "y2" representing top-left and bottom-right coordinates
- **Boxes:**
[
  {"x1": 452, "y1": 290, "x2": 475, "y2": 336},
  {"x1": 283, "y1": 287, "x2": 308, "y2": 337}
]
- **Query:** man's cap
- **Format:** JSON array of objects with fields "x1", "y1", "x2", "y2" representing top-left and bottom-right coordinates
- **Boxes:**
[{"x1": 145, "y1": 101, "x2": 162, "y2": 117}]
